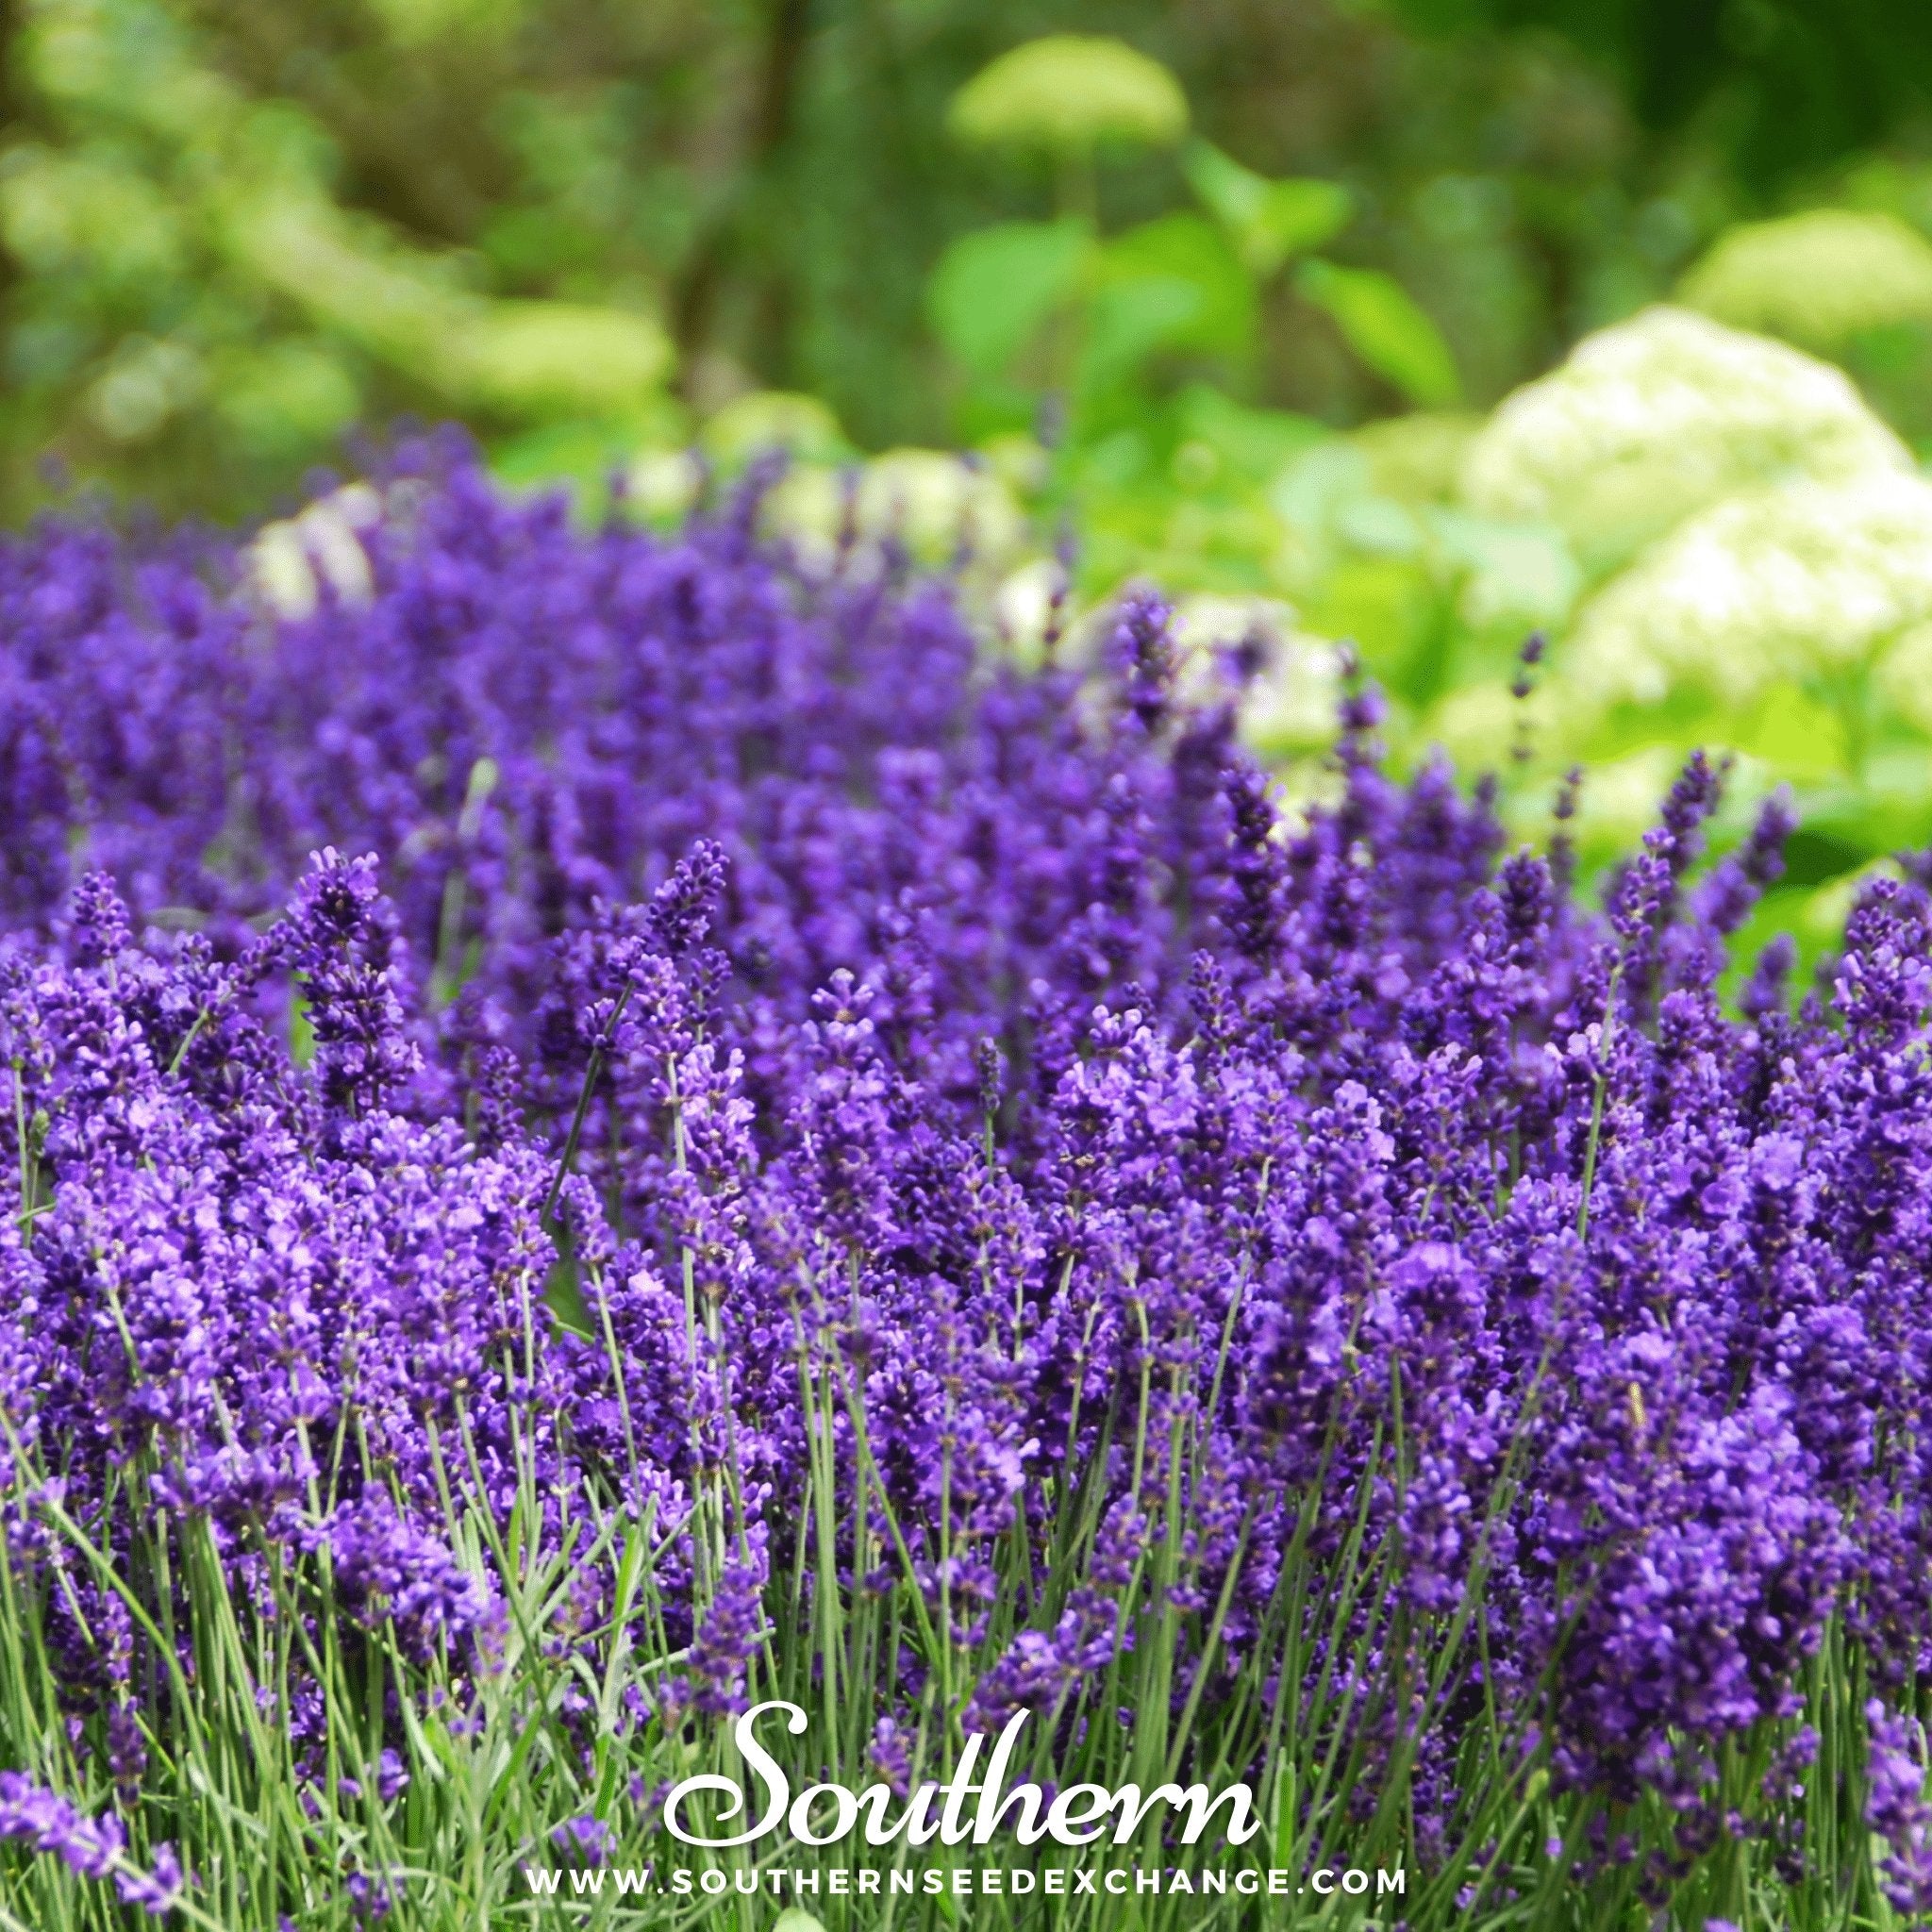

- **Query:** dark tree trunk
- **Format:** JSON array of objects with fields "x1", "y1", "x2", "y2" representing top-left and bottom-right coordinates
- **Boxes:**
[{"x1": 673, "y1": 0, "x2": 814, "y2": 391}]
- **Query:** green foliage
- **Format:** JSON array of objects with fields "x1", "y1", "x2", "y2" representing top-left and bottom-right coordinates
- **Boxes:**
[
  {"x1": 5, "y1": 0, "x2": 1932, "y2": 924},
  {"x1": 714, "y1": 281, "x2": 1932, "y2": 944},
  {"x1": 0, "y1": 0, "x2": 676, "y2": 514},
  {"x1": 926, "y1": 219, "x2": 1091, "y2": 381},
  {"x1": 1181, "y1": 141, "x2": 1353, "y2": 278},
  {"x1": 1085, "y1": 213, "x2": 1256, "y2": 387},
  {"x1": 925, "y1": 38, "x2": 1461, "y2": 454},
  {"x1": 1293, "y1": 259, "x2": 1464, "y2": 408},
  {"x1": 2, "y1": 0, "x2": 1898, "y2": 513},
  {"x1": 1388, "y1": 0, "x2": 1932, "y2": 190}
]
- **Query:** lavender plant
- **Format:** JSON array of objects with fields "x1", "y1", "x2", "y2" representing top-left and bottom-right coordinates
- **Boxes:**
[{"x1": 3, "y1": 446, "x2": 1932, "y2": 1929}]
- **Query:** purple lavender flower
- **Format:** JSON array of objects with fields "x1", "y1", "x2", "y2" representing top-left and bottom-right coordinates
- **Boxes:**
[
  {"x1": 550, "y1": 1813, "x2": 617, "y2": 1866},
  {"x1": 0, "y1": 1771, "x2": 125, "y2": 1879},
  {"x1": 7, "y1": 449, "x2": 1932, "y2": 1918},
  {"x1": 114, "y1": 1840, "x2": 186, "y2": 1917},
  {"x1": 1868, "y1": 1702, "x2": 1932, "y2": 1918}
]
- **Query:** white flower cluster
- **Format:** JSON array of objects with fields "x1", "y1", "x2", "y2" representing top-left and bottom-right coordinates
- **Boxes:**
[
  {"x1": 1564, "y1": 468, "x2": 1932, "y2": 713},
  {"x1": 249, "y1": 483, "x2": 383, "y2": 620},
  {"x1": 1459, "y1": 307, "x2": 1909, "y2": 572},
  {"x1": 1677, "y1": 208, "x2": 1932, "y2": 353},
  {"x1": 1163, "y1": 592, "x2": 1345, "y2": 759},
  {"x1": 770, "y1": 449, "x2": 1026, "y2": 577},
  {"x1": 946, "y1": 35, "x2": 1189, "y2": 155}
]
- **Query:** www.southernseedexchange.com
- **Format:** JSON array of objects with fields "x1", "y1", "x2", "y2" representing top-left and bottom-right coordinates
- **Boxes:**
[{"x1": 523, "y1": 1862, "x2": 1410, "y2": 1902}]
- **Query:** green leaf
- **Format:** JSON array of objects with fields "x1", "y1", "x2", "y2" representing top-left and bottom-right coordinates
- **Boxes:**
[
  {"x1": 1074, "y1": 214, "x2": 1257, "y2": 406},
  {"x1": 211, "y1": 341, "x2": 359, "y2": 459},
  {"x1": 1422, "y1": 507, "x2": 1582, "y2": 631},
  {"x1": 1172, "y1": 382, "x2": 1325, "y2": 482},
  {"x1": 926, "y1": 218, "x2": 1091, "y2": 380},
  {"x1": 1295, "y1": 258, "x2": 1461, "y2": 407},
  {"x1": 1079, "y1": 276, "x2": 1206, "y2": 399},
  {"x1": 1183, "y1": 141, "x2": 1353, "y2": 276},
  {"x1": 1096, "y1": 215, "x2": 1256, "y2": 353}
]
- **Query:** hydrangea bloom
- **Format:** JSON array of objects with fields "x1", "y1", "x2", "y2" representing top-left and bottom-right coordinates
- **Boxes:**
[
  {"x1": 1678, "y1": 208, "x2": 1932, "y2": 352},
  {"x1": 946, "y1": 34, "x2": 1189, "y2": 155},
  {"x1": 1562, "y1": 467, "x2": 1932, "y2": 713},
  {"x1": 1459, "y1": 306, "x2": 1908, "y2": 571},
  {"x1": 768, "y1": 447, "x2": 1027, "y2": 575}
]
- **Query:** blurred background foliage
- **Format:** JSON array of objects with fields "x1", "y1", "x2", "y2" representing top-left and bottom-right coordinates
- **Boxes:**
[{"x1": 7, "y1": 0, "x2": 1932, "y2": 941}]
